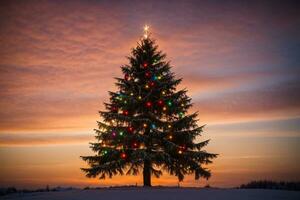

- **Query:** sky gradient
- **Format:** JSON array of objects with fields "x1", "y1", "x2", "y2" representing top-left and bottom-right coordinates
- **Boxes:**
[{"x1": 0, "y1": 0, "x2": 300, "y2": 188}]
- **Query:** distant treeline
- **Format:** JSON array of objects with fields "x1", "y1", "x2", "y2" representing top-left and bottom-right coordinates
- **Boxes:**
[
  {"x1": 0, "y1": 186, "x2": 75, "y2": 196},
  {"x1": 240, "y1": 180, "x2": 300, "y2": 191}
]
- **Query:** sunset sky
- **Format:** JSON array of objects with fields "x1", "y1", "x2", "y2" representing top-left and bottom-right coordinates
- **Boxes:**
[{"x1": 0, "y1": 0, "x2": 300, "y2": 188}]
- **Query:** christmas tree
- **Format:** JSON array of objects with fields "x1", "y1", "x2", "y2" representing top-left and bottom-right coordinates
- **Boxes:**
[{"x1": 81, "y1": 26, "x2": 217, "y2": 186}]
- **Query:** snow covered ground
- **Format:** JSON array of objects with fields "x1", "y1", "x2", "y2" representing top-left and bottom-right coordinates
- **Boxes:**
[{"x1": 2, "y1": 188, "x2": 300, "y2": 200}]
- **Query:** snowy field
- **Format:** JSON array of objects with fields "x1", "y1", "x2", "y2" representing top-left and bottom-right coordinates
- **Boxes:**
[{"x1": 2, "y1": 188, "x2": 300, "y2": 200}]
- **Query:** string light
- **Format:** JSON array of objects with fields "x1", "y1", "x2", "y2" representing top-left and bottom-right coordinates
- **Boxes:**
[
  {"x1": 143, "y1": 123, "x2": 148, "y2": 128},
  {"x1": 119, "y1": 131, "x2": 124, "y2": 136},
  {"x1": 178, "y1": 150, "x2": 183, "y2": 154},
  {"x1": 123, "y1": 110, "x2": 129, "y2": 115},
  {"x1": 162, "y1": 91, "x2": 166, "y2": 95},
  {"x1": 112, "y1": 131, "x2": 116, "y2": 137},
  {"x1": 181, "y1": 103, "x2": 184, "y2": 107},
  {"x1": 179, "y1": 112, "x2": 184, "y2": 118},
  {"x1": 168, "y1": 124, "x2": 172, "y2": 128},
  {"x1": 133, "y1": 142, "x2": 138, "y2": 148},
  {"x1": 157, "y1": 76, "x2": 162, "y2": 80},
  {"x1": 103, "y1": 150, "x2": 108, "y2": 155},
  {"x1": 143, "y1": 62, "x2": 148, "y2": 68},
  {"x1": 163, "y1": 106, "x2": 167, "y2": 111},
  {"x1": 167, "y1": 100, "x2": 172, "y2": 106},
  {"x1": 145, "y1": 84, "x2": 149, "y2": 89},
  {"x1": 168, "y1": 135, "x2": 173, "y2": 139},
  {"x1": 130, "y1": 92, "x2": 134, "y2": 96},
  {"x1": 138, "y1": 96, "x2": 142, "y2": 100},
  {"x1": 151, "y1": 124, "x2": 156, "y2": 129}
]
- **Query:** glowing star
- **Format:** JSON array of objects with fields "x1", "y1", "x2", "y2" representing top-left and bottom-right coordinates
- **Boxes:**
[{"x1": 144, "y1": 25, "x2": 149, "y2": 38}]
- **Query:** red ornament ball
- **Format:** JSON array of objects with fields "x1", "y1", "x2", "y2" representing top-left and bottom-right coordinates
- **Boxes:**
[
  {"x1": 120, "y1": 152, "x2": 127, "y2": 159},
  {"x1": 145, "y1": 72, "x2": 151, "y2": 78},
  {"x1": 149, "y1": 81, "x2": 155, "y2": 87},
  {"x1": 123, "y1": 110, "x2": 129, "y2": 115},
  {"x1": 133, "y1": 142, "x2": 138, "y2": 148},
  {"x1": 127, "y1": 126, "x2": 134, "y2": 133},
  {"x1": 157, "y1": 100, "x2": 164, "y2": 106},
  {"x1": 111, "y1": 106, "x2": 118, "y2": 112},
  {"x1": 124, "y1": 74, "x2": 130, "y2": 80},
  {"x1": 145, "y1": 101, "x2": 152, "y2": 107}
]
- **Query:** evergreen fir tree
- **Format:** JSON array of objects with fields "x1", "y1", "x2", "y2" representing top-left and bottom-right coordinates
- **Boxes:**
[{"x1": 81, "y1": 26, "x2": 217, "y2": 187}]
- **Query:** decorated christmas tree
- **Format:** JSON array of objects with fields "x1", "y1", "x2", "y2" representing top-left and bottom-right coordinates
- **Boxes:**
[{"x1": 81, "y1": 26, "x2": 217, "y2": 186}]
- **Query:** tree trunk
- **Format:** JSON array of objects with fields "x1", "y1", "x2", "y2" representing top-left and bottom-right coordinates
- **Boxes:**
[{"x1": 143, "y1": 159, "x2": 151, "y2": 187}]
